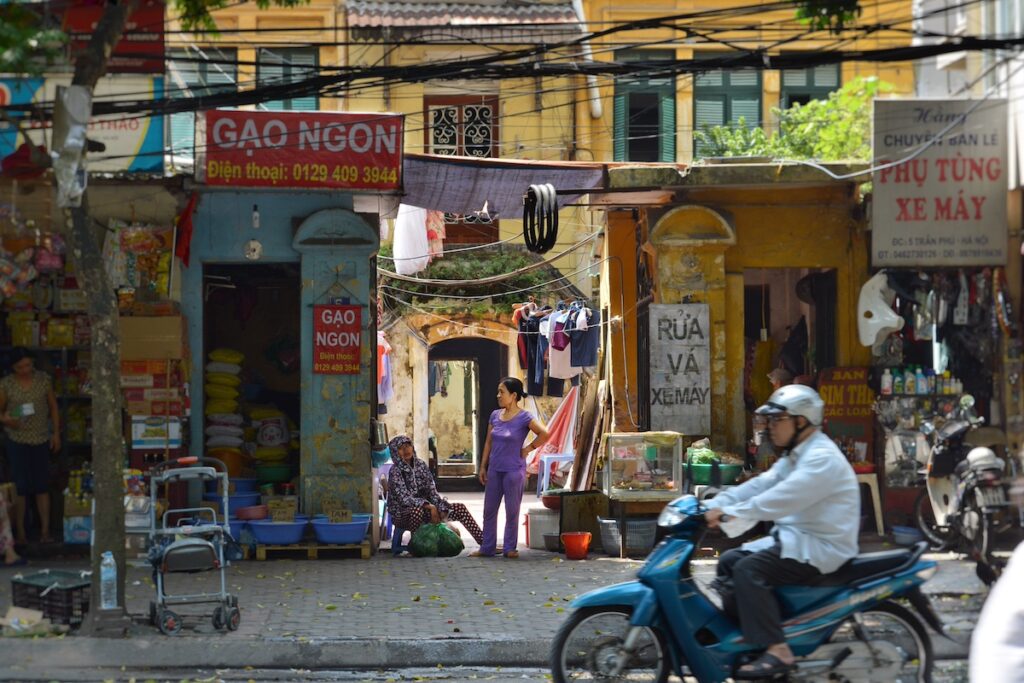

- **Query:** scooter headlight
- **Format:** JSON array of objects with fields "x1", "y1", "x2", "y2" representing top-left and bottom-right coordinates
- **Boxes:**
[{"x1": 658, "y1": 507, "x2": 687, "y2": 528}]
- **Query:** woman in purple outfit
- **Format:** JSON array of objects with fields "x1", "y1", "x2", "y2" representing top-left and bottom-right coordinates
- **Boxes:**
[{"x1": 472, "y1": 377, "x2": 549, "y2": 558}]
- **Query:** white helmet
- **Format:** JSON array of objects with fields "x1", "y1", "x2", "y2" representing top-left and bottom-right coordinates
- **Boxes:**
[{"x1": 755, "y1": 385, "x2": 825, "y2": 426}]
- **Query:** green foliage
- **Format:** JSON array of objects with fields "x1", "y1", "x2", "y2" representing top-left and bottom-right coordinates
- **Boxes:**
[
  {"x1": 0, "y1": 1, "x2": 308, "y2": 74},
  {"x1": 694, "y1": 77, "x2": 891, "y2": 162},
  {"x1": 793, "y1": 0, "x2": 862, "y2": 32},
  {"x1": 174, "y1": 0, "x2": 310, "y2": 33},
  {"x1": 0, "y1": 5, "x2": 66, "y2": 75},
  {"x1": 380, "y1": 245, "x2": 556, "y2": 315}
]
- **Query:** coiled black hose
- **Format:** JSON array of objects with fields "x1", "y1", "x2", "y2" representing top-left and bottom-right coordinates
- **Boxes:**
[{"x1": 523, "y1": 183, "x2": 559, "y2": 253}]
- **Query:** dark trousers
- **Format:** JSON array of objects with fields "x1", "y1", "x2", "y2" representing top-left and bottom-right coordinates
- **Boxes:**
[{"x1": 713, "y1": 544, "x2": 821, "y2": 647}]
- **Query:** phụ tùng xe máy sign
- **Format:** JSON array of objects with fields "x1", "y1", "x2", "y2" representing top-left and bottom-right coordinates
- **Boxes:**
[
  {"x1": 313, "y1": 305, "x2": 361, "y2": 375},
  {"x1": 872, "y1": 99, "x2": 1008, "y2": 267},
  {"x1": 649, "y1": 304, "x2": 711, "y2": 435},
  {"x1": 196, "y1": 110, "x2": 404, "y2": 191}
]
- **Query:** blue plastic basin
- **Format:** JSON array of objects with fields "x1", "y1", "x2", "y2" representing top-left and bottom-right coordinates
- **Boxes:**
[
  {"x1": 203, "y1": 491, "x2": 261, "y2": 514},
  {"x1": 227, "y1": 517, "x2": 248, "y2": 540},
  {"x1": 310, "y1": 514, "x2": 371, "y2": 545},
  {"x1": 232, "y1": 478, "x2": 259, "y2": 493},
  {"x1": 248, "y1": 519, "x2": 307, "y2": 545}
]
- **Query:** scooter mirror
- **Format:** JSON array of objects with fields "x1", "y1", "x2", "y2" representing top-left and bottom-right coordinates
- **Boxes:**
[{"x1": 919, "y1": 422, "x2": 936, "y2": 437}]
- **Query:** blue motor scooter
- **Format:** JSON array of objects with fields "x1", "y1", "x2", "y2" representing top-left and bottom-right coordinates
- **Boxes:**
[{"x1": 551, "y1": 495, "x2": 944, "y2": 682}]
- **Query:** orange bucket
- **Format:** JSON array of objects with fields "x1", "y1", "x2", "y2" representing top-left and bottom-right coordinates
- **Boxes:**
[{"x1": 561, "y1": 531, "x2": 592, "y2": 560}]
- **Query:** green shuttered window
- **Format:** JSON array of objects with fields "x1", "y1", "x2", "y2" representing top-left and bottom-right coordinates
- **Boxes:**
[
  {"x1": 693, "y1": 64, "x2": 762, "y2": 157},
  {"x1": 780, "y1": 64, "x2": 840, "y2": 108},
  {"x1": 257, "y1": 48, "x2": 319, "y2": 111},
  {"x1": 613, "y1": 50, "x2": 676, "y2": 162},
  {"x1": 167, "y1": 48, "x2": 238, "y2": 162}
]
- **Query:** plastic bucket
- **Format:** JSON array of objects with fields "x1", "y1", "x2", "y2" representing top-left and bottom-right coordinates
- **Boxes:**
[{"x1": 561, "y1": 531, "x2": 592, "y2": 560}]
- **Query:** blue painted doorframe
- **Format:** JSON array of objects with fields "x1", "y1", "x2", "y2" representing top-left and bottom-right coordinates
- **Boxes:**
[{"x1": 182, "y1": 191, "x2": 379, "y2": 516}]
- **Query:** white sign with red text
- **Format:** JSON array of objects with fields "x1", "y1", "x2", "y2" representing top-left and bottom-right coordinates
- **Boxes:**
[{"x1": 872, "y1": 99, "x2": 1008, "y2": 267}]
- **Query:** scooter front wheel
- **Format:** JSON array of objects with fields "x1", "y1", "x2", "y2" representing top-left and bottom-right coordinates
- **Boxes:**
[{"x1": 551, "y1": 606, "x2": 669, "y2": 683}]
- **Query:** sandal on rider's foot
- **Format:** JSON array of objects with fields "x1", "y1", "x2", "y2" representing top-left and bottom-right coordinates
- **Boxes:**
[
  {"x1": 734, "y1": 652, "x2": 796, "y2": 680},
  {"x1": 503, "y1": 550, "x2": 519, "y2": 559}
]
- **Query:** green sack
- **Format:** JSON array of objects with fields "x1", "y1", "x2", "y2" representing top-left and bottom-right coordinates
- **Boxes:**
[{"x1": 409, "y1": 522, "x2": 465, "y2": 558}]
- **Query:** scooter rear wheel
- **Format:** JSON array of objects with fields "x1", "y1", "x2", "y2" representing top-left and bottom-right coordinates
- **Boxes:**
[
  {"x1": 550, "y1": 606, "x2": 669, "y2": 683},
  {"x1": 815, "y1": 600, "x2": 933, "y2": 683}
]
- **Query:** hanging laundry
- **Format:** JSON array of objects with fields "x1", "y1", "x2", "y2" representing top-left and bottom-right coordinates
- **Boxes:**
[
  {"x1": 426, "y1": 210, "x2": 446, "y2": 260},
  {"x1": 568, "y1": 307, "x2": 600, "y2": 368},
  {"x1": 524, "y1": 312, "x2": 545, "y2": 396},
  {"x1": 392, "y1": 204, "x2": 431, "y2": 275},
  {"x1": 548, "y1": 307, "x2": 581, "y2": 381},
  {"x1": 377, "y1": 332, "x2": 394, "y2": 405}
]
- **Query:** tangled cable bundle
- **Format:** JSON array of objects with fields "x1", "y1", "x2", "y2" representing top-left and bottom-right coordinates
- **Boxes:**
[{"x1": 523, "y1": 183, "x2": 559, "y2": 254}]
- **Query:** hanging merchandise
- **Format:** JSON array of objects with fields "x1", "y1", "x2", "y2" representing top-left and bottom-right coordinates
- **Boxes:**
[
  {"x1": 392, "y1": 204, "x2": 430, "y2": 275},
  {"x1": 522, "y1": 184, "x2": 558, "y2": 253}
]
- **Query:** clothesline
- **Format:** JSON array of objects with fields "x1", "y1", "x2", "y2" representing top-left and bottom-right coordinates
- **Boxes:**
[
  {"x1": 378, "y1": 232, "x2": 598, "y2": 286},
  {"x1": 378, "y1": 219, "x2": 599, "y2": 262},
  {"x1": 379, "y1": 255, "x2": 609, "y2": 301},
  {"x1": 380, "y1": 291, "x2": 623, "y2": 334}
]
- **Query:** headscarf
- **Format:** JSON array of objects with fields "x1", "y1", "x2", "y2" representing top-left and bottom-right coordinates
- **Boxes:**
[{"x1": 389, "y1": 434, "x2": 414, "y2": 470}]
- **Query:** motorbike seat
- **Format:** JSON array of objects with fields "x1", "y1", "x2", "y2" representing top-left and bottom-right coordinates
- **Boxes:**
[{"x1": 805, "y1": 547, "x2": 916, "y2": 587}]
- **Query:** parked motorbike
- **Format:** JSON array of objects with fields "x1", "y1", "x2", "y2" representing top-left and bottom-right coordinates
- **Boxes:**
[
  {"x1": 913, "y1": 394, "x2": 1011, "y2": 585},
  {"x1": 551, "y1": 494, "x2": 943, "y2": 683}
]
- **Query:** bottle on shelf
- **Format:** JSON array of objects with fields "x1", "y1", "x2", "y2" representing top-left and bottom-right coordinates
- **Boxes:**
[
  {"x1": 904, "y1": 367, "x2": 916, "y2": 395},
  {"x1": 915, "y1": 366, "x2": 926, "y2": 395},
  {"x1": 942, "y1": 371, "x2": 952, "y2": 394},
  {"x1": 925, "y1": 368, "x2": 936, "y2": 395},
  {"x1": 893, "y1": 370, "x2": 904, "y2": 394},
  {"x1": 880, "y1": 368, "x2": 893, "y2": 396}
]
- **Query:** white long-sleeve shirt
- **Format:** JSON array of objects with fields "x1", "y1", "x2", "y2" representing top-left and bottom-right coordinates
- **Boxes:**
[
  {"x1": 970, "y1": 542, "x2": 1024, "y2": 683},
  {"x1": 707, "y1": 429, "x2": 860, "y2": 573}
]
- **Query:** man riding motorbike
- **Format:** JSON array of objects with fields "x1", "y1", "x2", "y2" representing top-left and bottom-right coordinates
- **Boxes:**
[{"x1": 705, "y1": 385, "x2": 861, "y2": 679}]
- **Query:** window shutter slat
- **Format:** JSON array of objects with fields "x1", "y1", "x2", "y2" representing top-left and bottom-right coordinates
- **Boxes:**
[
  {"x1": 613, "y1": 91, "x2": 628, "y2": 161},
  {"x1": 813, "y1": 64, "x2": 840, "y2": 88},
  {"x1": 783, "y1": 69, "x2": 807, "y2": 87},
  {"x1": 659, "y1": 87, "x2": 676, "y2": 162},
  {"x1": 695, "y1": 69, "x2": 723, "y2": 87},
  {"x1": 729, "y1": 70, "x2": 759, "y2": 87},
  {"x1": 731, "y1": 98, "x2": 761, "y2": 127}
]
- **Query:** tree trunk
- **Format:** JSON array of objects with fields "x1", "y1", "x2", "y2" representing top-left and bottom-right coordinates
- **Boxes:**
[{"x1": 60, "y1": 0, "x2": 137, "y2": 631}]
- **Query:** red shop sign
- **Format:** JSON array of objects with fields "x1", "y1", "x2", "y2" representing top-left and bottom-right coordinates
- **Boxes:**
[
  {"x1": 313, "y1": 305, "x2": 362, "y2": 375},
  {"x1": 197, "y1": 110, "x2": 404, "y2": 190},
  {"x1": 63, "y1": 0, "x2": 166, "y2": 74}
]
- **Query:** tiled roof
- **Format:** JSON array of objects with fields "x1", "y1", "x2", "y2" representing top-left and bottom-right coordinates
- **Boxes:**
[{"x1": 347, "y1": 1, "x2": 579, "y2": 28}]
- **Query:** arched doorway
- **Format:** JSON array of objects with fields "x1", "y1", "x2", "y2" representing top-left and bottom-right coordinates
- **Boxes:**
[{"x1": 429, "y1": 337, "x2": 508, "y2": 491}]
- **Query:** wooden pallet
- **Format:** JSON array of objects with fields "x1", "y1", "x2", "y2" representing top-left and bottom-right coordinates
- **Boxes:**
[{"x1": 253, "y1": 541, "x2": 371, "y2": 560}]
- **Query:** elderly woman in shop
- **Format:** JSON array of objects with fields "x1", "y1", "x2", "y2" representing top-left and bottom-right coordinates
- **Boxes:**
[{"x1": 386, "y1": 435, "x2": 484, "y2": 553}]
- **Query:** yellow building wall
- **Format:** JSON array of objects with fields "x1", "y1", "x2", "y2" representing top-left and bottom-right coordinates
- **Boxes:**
[
  {"x1": 583, "y1": 0, "x2": 917, "y2": 162},
  {"x1": 605, "y1": 182, "x2": 871, "y2": 449}
]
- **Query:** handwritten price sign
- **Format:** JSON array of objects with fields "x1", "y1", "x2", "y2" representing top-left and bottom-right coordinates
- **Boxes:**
[
  {"x1": 313, "y1": 305, "x2": 362, "y2": 375},
  {"x1": 198, "y1": 110, "x2": 403, "y2": 191}
]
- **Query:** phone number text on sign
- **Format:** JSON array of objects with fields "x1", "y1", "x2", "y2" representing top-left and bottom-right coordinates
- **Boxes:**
[
  {"x1": 199, "y1": 110, "x2": 403, "y2": 191},
  {"x1": 314, "y1": 305, "x2": 362, "y2": 375}
]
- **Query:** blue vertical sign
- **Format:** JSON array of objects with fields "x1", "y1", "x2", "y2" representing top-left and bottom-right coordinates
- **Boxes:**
[{"x1": 0, "y1": 78, "x2": 44, "y2": 158}]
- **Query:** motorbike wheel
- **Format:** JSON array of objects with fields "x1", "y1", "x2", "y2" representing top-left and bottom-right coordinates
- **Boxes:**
[
  {"x1": 818, "y1": 601, "x2": 933, "y2": 683},
  {"x1": 962, "y1": 497, "x2": 1003, "y2": 586},
  {"x1": 914, "y1": 490, "x2": 956, "y2": 551},
  {"x1": 550, "y1": 607, "x2": 669, "y2": 683}
]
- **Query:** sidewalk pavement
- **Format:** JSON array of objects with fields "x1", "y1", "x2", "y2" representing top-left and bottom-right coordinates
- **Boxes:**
[{"x1": 0, "y1": 493, "x2": 990, "y2": 671}]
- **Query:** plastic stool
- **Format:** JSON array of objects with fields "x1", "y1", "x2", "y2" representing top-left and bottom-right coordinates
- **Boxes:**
[
  {"x1": 537, "y1": 453, "x2": 575, "y2": 496},
  {"x1": 857, "y1": 473, "x2": 885, "y2": 536}
]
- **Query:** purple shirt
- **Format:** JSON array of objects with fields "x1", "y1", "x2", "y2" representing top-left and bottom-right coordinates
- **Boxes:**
[{"x1": 488, "y1": 409, "x2": 534, "y2": 472}]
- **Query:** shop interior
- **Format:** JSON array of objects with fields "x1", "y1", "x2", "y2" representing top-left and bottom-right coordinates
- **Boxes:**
[
  {"x1": 203, "y1": 263, "x2": 302, "y2": 487},
  {"x1": 742, "y1": 268, "x2": 837, "y2": 418},
  {"x1": 428, "y1": 337, "x2": 506, "y2": 490}
]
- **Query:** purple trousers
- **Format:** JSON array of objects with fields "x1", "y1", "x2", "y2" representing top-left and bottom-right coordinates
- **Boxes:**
[{"x1": 481, "y1": 468, "x2": 525, "y2": 555}]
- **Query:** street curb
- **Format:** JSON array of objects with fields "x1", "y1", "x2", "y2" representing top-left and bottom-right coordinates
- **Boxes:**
[
  {"x1": 4, "y1": 633, "x2": 968, "y2": 670},
  {"x1": 4, "y1": 636, "x2": 556, "y2": 669}
]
